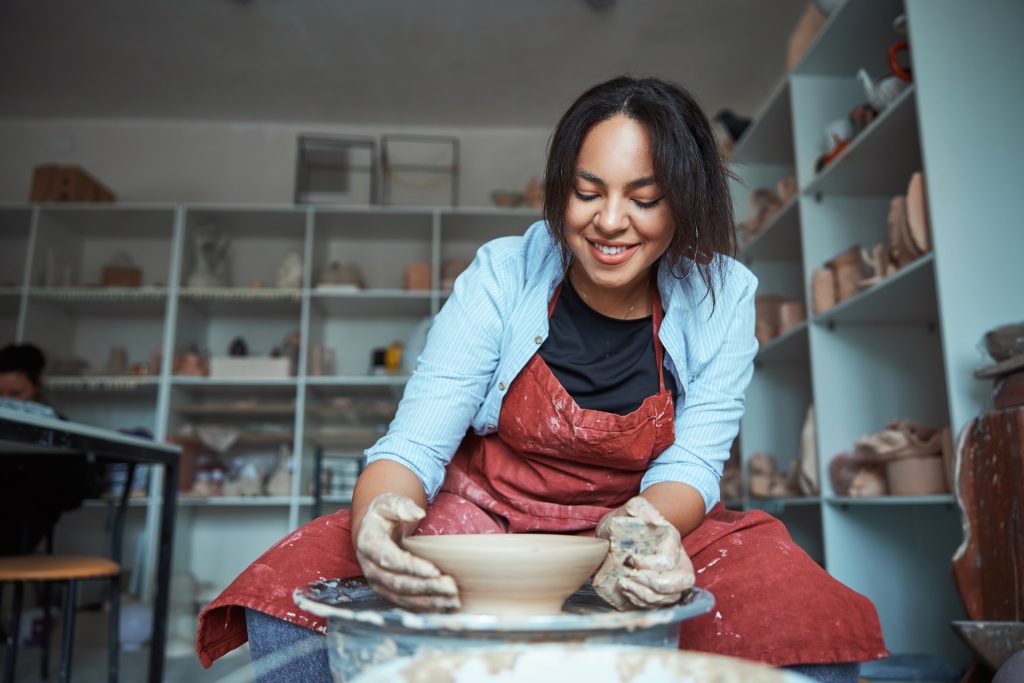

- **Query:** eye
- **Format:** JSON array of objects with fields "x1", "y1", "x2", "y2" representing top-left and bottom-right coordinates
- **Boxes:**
[
  {"x1": 573, "y1": 189, "x2": 599, "y2": 202},
  {"x1": 633, "y1": 197, "x2": 663, "y2": 209}
]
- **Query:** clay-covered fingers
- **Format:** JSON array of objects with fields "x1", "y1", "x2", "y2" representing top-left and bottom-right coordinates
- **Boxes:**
[
  {"x1": 594, "y1": 496, "x2": 694, "y2": 610},
  {"x1": 358, "y1": 557, "x2": 460, "y2": 611},
  {"x1": 355, "y1": 492, "x2": 461, "y2": 611},
  {"x1": 621, "y1": 495, "x2": 665, "y2": 524},
  {"x1": 366, "y1": 491, "x2": 427, "y2": 529},
  {"x1": 618, "y1": 553, "x2": 695, "y2": 608}
]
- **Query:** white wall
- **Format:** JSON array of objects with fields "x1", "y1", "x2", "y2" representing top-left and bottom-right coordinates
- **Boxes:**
[{"x1": 0, "y1": 119, "x2": 552, "y2": 207}]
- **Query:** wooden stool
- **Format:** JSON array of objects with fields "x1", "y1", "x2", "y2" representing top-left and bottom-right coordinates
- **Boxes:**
[
  {"x1": 1, "y1": 462, "x2": 135, "y2": 683},
  {"x1": 1, "y1": 556, "x2": 123, "y2": 683}
]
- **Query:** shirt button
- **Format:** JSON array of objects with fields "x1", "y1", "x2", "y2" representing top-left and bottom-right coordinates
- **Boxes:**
[
  {"x1": 534, "y1": 335, "x2": 543, "y2": 344},
  {"x1": 498, "y1": 382, "x2": 506, "y2": 391},
  {"x1": 486, "y1": 424, "x2": 496, "y2": 432}
]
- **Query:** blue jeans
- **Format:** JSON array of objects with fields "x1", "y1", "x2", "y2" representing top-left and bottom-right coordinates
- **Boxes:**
[{"x1": 244, "y1": 608, "x2": 860, "y2": 683}]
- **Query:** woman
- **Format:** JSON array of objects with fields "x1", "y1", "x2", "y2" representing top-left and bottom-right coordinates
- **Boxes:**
[
  {"x1": 0, "y1": 342, "x2": 48, "y2": 403},
  {"x1": 197, "y1": 77, "x2": 886, "y2": 681},
  {"x1": 0, "y1": 343, "x2": 102, "y2": 555}
]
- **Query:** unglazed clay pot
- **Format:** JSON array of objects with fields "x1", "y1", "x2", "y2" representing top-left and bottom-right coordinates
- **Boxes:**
[{"x1": 402, "y1": 534, "x2": 608, "y2": 615}]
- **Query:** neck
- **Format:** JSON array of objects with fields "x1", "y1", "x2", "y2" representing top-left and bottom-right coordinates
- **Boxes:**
[{"x1": 568, "y1": 266, "x2": 653, "y2": 320}]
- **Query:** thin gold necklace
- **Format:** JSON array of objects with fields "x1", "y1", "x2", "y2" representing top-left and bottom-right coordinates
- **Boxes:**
[{"x1": 572, "y1": 276, "x2": 645, "y2": 320}]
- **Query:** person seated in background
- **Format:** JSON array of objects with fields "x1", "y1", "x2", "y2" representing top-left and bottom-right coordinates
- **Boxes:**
[
  {"x1": 0, "y1": 342, "x2": 49, "y2": 406},
  {"x1": 0, "y1": 342, "x2": 102, "y2": 555}
]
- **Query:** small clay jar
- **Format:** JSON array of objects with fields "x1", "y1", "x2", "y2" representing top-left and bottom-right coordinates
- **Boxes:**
[
  {"x1": 812, "y1": 268, "x2": 837, "y2": 314},
  {"x1": 886, "y1": 455, "x2": 948, "y2": 495},
  {"x1": 778, "y1": 301, "x2": 807, "y2": 334},
  {"x1": 403, "y1": 262, "x2": 431, "y2": 290},
  {"x1": 776, "y1": 175, "x2": 798, "y2": 204},
  {"x1": 830, "y1": 246, "x2": 865, "y2": 302},
  {"x1": 834, "y1": 260, "x2": 865, "y2": 301},
  {"x1": 755, "y1": 294, "x2": 785, "y2": 332}
]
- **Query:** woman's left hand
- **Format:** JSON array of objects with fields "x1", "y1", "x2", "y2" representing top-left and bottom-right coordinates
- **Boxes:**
[{"x1": 593, "y1": 497, "x2": 695, "y2": 610}]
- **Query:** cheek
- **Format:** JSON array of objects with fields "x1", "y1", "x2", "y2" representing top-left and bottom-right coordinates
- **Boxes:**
[{"x1": 564, "y1": 202, "x2": 593, "y2": 233}]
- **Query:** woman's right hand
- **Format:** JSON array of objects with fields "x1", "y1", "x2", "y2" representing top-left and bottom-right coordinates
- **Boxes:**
[{"x1": 353, "y1": 492, "x2": 460, "y2": 611}]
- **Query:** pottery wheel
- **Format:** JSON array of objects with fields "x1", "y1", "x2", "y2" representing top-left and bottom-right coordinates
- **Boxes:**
[{"x1": 294, "y1": 577, "x2": 714, "y2": 635}]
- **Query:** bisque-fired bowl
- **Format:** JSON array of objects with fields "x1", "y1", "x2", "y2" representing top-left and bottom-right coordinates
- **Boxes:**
[{"x1": 401, "y1": 533, "x2": 609, "y2": 616}]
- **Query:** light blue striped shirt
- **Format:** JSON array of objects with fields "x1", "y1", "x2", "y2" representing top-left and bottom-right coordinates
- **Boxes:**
[{"x1": 365, "y1": 220, "x2": 758, "y2": 511}]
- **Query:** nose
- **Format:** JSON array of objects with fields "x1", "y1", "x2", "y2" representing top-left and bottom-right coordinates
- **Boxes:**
[{"x1": 594, "y1": 195, "x2": 629, "y2": 234}]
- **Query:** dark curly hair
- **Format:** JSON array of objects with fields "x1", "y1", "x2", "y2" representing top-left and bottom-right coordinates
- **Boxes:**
[
  {"x1": 0, "y1": 343, "x2": 46, "y2": 387},
  {"x1": 543, "y1": 76, "x2": 736, "y2": 308}
]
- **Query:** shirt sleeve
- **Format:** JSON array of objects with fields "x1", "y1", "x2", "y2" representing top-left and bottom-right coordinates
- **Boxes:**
[
  {"x1": 363, "y1": 240, "x2": 515, "y2": 500},
  {"x1": 640, "y1": 269, "x2": 758, "y2": 511}
]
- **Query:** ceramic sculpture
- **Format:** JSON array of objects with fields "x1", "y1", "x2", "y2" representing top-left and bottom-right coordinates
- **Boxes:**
[{"x1": 186, "y1": 230, "x2": 231, "y2": 287}]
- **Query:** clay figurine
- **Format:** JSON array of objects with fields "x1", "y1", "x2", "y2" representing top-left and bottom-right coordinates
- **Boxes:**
[
  {"x1": 228, "y1": 337, "x2": 249, "y2": 357},
  {"x1": 186, "y1": 229, "x2": 231, "y2": 287},
  {"x1": 265, "y1": 443, "x2": 293, "y2": 497},
  {"x1": 857, "y1": 68, "x2": 910, "y2": 113},
  {"x1": 523, "y1": 177, "x2": 544, "y2": 209},
  {"x1": 317, "y1": 262, "x2": 364, "y2": 290},
  {"x1": 222, "y1": 459, "x2": 262, "y2": 497},
  {"x1": 106, "y1": 346, "x2": 129, "y2": 375},
  {"x1": 277, "y1": 253, "x2": 303, "y2": 289}
]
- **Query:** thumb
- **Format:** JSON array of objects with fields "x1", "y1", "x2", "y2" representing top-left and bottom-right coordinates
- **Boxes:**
[
  {"x1": 375, "y1": 493, "x2": 426, "y2": 525},
  {"x1": 623, "y1": 496, "x2": 665, "y2": 526}
]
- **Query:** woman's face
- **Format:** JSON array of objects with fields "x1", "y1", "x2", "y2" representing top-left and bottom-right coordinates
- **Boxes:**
[
  {"x1": 0, "y1": 371, "x2": 38, "y2": 402},
  {"x1": 564, "y1": 114, "x2": 674, "y2": 300}
]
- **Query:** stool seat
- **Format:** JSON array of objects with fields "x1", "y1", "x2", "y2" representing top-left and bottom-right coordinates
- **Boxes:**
[{"x1": 0, "y1": 554, "x2": 121, "y2": 581}]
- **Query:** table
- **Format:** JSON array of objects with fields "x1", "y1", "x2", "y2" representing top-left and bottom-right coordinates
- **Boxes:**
[{"x1": 0, "y1": 408, "x2": 180, "y2": 683}]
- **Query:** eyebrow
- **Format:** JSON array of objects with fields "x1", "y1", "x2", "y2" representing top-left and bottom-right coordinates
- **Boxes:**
[{"x1": 576, "y1": 169, "x2": 658, "y2": 190}]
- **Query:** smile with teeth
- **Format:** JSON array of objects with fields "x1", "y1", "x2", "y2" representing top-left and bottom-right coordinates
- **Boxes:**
[{"x1": 590, "y1": 240, "x2": 633, "y2": 255}]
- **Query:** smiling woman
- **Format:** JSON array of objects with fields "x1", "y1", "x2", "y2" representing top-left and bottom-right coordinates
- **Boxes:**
[{"x1": 197, "y1": 77, "x2": 885, "y2": 683}]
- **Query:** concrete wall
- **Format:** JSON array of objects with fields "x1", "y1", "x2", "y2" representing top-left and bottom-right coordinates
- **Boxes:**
[{"x1": 0, "y1": 118, "x2": 552, "y2": 207}]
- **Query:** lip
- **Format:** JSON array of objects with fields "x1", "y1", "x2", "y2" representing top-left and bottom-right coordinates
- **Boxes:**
[{"x1": 587, "y1": 239, "x2": 638, "y2": 265}]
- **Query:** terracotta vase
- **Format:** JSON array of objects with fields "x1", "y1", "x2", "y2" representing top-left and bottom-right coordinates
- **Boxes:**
[
  {"x1": 886, "y1": 455, "x2": 948, "y2": 495},
  {"x1": 779, "y1": 301, "x2": 807, "y2": 334},
  {"x1": 812, "y1": 267, "x2": 837, "y2": 314}
]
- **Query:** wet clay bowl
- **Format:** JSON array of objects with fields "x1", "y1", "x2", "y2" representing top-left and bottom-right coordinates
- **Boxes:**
[{"x1": 401, "y1": 534, "x2": 609, "y2": 616}]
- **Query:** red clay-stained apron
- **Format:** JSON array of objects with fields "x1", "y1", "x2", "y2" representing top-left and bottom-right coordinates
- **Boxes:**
[{"x1": 197, "y1": 286, "x2": 887, "y2": 668}]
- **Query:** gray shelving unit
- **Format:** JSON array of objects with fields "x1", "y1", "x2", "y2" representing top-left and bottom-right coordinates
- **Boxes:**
[
  {"x1": 728, "y1": 0, "x2": 1023, "y2": 670},
  {"x1": 0, "y1": 201, "x2": 540, "y2": 607}
]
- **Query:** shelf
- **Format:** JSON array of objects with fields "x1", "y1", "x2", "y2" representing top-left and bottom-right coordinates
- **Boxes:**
[
  {"x1": 755, "y1": 321, "x2": 809, "y2": 365},
  {"x1": 178, "y1": 287, "x2": 302, "y2": 316},
  {"x1": 793, "y1": 0, "x2": 906, "y2": 77},
  {"x1": 82, "y1": 497, "x2": 149, "y2": 508},
  {"x1": 310, "y1": 288, "x2": 433, "y2": 317},
  {"x1": 730, "y1": 78, "x2": 793, "y2": 165},
  {"x1": 812, "y1": 253, "x2": 936, "y2": 326},
  {"x1": 826, "y1": 494, "x2": 955, "y2": 507},
  {"x1": 175, "y1": 432, "x2": 294, "y2": 446},
  {"x1": 28, "y1": 286, "x2": 169, "y2": 315},
  {"x1": 305, "y1": 375, "x2": 409, "y2": 388},
  {"x1": 739, "y1": 197, "x2": 800, "y2": 262},
  {"x1": 178, "y1": 496, "x2": 295, "y2": 507},
  {"x1": 802, "y1": 85, "x2": 920, "y2": 197},
  {"x1": 45, "y1": 375, "x2": 160, "y2": 391},
  {"x1": 0, "y1": 288, "x2": 21, "y2": 315},
  {"x1": 173, "y1": 402, "x2": 296, "y2": 417},
  {"x1": 298, "y1": 495, "x2": 353, "y2": 507},
  {"x1": 171, "y1": 377, "x2": 298, "y2": 388},
  {"x1": 305, "y1": 427, "x2": 385, "y2": 449},
  {"x1": 746, "y1": 496, "x2": 822, "y2": 513}
]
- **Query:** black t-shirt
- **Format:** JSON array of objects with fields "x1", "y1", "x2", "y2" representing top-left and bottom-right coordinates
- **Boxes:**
[{"x1": 538, "y1": 278, "x2": 678, "y2": 416}]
